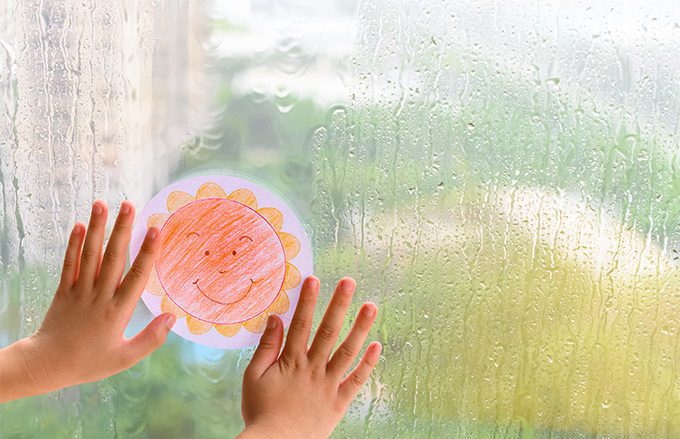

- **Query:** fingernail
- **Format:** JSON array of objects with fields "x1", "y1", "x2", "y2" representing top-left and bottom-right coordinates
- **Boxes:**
[
  {"x1": 120, "y1": 201, "x2": 130, "y2": 215},
  {"x1": 163, "y1": 314, "x2": 177, "y2": 328},
  {"x1": 266, "y1": 315, "x2": 277, "y2": 329},
  {"x1": 148, "y1": 227, "x2": 158, "y2": 240},
  {"x1": 72, "y1": 223, "x2": 83, "y2": 236},
  {"x1": 364, "y1": 304, "x2": 377, "y2": 317},
  {"x1": 308, "y1": 276, "x2": 319, "y2": 289},
  {"x1": 92, "y1": 202, "x2": 102, "y2": 216},
  {"x1": 341, "y1": 277, "x2": 356, "y2": 291}
]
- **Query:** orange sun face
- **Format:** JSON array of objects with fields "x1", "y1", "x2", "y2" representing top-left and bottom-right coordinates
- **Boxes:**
[
  {"x1": 157, "y1": 198, "x2": 286, "y2": 324},
  {"x1": 132, "y1": 178, "x2": 311, "y2": 348}
]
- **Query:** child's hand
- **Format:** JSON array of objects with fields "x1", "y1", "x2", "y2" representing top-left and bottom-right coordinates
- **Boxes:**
[
  {"x1": 0, "y1": 200, "x2": 174, "y2": 401},
  {"x1": 239, "y1": 276, "x2": 381, "y2": 439}
]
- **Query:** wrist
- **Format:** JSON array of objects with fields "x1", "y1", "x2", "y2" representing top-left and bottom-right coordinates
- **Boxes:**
[
  {"x1": 26, "y1": 334, "x2": 65, "y2": 390},
  {"x1": 0, "y1": 337, "x2": 59, "y2": 402}
]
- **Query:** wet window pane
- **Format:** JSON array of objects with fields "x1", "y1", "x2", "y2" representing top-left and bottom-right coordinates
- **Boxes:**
[{"x1": 1, "y1": 0, "x2": 679, "y2": 437}]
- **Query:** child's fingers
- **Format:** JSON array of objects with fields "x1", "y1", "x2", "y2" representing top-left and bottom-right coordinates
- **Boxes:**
[
  {"x1": 337, "y1": 342, "x2": 382, "y2": 405},
  {"x1": 280, "y1": 276, "x2": 320, "y2": 361},
  {"x1": 59, "y1": 223, "x2": 86, "y2": 288},
  {"x1": 307, "y1": 277, "x2": 355, "y2": 366},
  {"x1": 326, "y1": 303, "x2": 377, "y2": 378},
  {"x1": 77, "y1": 200, "x2": 108, "y2": 289},
  {"x1": 121, "y1": 313, "x2": 176, "y2": 368},
  {"x1": 97, "y1": 201, "x2": 135, "y2": 294},
  {"x1": 245, "y1": 315, "x2": 284, "y2": 379},
  {"x1": 115, "y1": 227, "x2": 160, "y2": 308}
]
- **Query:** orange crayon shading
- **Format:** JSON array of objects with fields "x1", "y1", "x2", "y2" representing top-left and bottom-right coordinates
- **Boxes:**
[{"x1": 157, "y1": 198, "x2": 286, "y2": 325}]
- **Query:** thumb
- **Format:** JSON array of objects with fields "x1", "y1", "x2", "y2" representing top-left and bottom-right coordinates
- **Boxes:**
[
  {"x1": 246, "y1": 315, "x2": 283, "y2": 378},
  {"x1": 123, "y1": 313, "x2": 176, "y2": 366}
]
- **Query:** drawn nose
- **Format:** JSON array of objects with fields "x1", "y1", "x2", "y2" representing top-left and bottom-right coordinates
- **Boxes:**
[{"x1": 204, "y1": 250, "x2": 210, "y2": 256}]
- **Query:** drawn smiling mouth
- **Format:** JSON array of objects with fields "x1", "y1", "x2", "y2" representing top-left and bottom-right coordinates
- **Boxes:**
[{"x1": 192, "y1": 277, "x2": 255, "y2": 305}]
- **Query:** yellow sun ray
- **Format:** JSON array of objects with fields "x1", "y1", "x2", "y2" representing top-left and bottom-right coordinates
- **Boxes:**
[
  {"x1": 161, "y1": 294, "x2": 186, "y2": 318},
  {"x1": 215, "y1": 323, "x2": 241, "y2": 337},
  {"x1": 186, "y1": 315, "x2": 213, "y2": 335},
  {"x1": 147, "y1": 213, "x2": 169, "y2": 229},
  {"x1": 146, "y1": 268, "x2": 165, "y2": 296},
  {"x1": 228, "y1": 188, "x2": 258, "y2": 210},
  {"x1": 243, "y1": 312, "x2": 268, "y2": 334},
  {"x1": 279, "y1": 232, "x2": 300, "y2": 260},
  {"x1": 266, "y1": 291, "x2": 290, "y2": 314},
  {"x1": 257, "y1": 207, "x2": 283, "y2": 231},
  {"x1": 196, "y1": 182, "x2": 227, "y2": 199},
  {"x1": 167, "y1": 191, "x2": 195, "y2": 213},
  {"x1": 283, "y1": 263, "x2": 301, "y2": 289}
]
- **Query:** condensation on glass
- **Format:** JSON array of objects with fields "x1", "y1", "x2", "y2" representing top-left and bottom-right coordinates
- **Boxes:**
[{"x1": 1, "y1": 0, "x2": 679, "y2": 437}]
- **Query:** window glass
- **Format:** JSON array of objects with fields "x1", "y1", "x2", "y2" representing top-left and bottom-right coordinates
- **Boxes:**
[{"x1": 1, "y1": 0, "x2": 679, "y2": 437}]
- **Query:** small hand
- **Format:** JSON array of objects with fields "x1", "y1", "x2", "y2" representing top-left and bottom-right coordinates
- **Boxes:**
[
  {"x1": 239, "y1": 276, "x2": 381, "y2": 439},
  {"x1": 1, "y1": 200, "x2": 175, "y2": 401}
]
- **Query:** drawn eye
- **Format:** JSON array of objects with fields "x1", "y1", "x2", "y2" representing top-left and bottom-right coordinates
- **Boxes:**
[
  {"x1": 187, "y1": 231, "x2": 200, "y2": 239},
  {"x1": 240, "y1": 235, "x2": 253, "y2": 242},
  {"x1": 204, "y1": 250, "x2": 210, "y2": 256},
  {"x1": 232, "y1": 250, "x2": 237, "y2": 256}
]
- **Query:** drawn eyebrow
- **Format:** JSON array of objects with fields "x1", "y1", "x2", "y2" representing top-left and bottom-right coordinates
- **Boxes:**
[
  {"x1": 187, "y1": 232, "x2": 200, "y2": 238},
  {"x1": 240, "y1": 235, "x2": 253, "y2": 242}
]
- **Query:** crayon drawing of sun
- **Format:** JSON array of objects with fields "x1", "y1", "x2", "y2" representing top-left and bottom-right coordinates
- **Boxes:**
[{"x1": 143, "y1": 181, "x2": 301, "y2": 338}]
